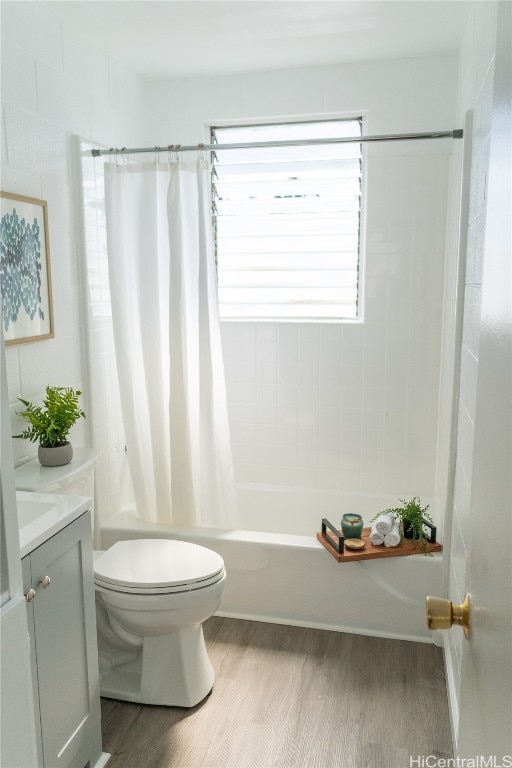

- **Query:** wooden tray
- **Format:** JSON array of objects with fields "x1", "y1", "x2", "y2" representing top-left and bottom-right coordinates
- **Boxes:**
[{"x1": 317, "y1": 526, "x2": 442, "y2": 562}]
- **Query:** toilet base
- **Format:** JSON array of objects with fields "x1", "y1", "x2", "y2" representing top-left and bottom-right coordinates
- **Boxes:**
[{"x1": 98, "y1": 624, "x2": 215, "y2": 707}]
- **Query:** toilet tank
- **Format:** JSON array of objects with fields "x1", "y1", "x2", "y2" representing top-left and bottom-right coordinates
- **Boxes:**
[{"x1": 15, "y1": 448, "x2": 99, "y2": 505}]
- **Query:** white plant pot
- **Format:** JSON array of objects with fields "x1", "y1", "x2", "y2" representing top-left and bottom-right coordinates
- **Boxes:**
[{"x1": 38, "y1": 442, "x2": 73, "y2": 467}]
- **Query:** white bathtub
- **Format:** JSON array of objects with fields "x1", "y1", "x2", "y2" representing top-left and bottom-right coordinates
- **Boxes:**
[{"x1": 101, "y1": 485, "x2": 442, "y2": 643}]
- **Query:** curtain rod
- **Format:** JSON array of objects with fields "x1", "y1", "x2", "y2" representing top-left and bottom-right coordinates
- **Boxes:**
[{"x1": 88, "y1": 129, "x2": 463, "y2": 157}]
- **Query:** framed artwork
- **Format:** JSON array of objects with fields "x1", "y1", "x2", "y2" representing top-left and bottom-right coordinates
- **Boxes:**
[{"x1": 0, "y1": 192, "x2": 54, "y2": 345}]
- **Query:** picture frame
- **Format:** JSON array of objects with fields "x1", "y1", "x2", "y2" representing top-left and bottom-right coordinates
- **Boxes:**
[{"x1": 0, "y1": 191, "x2": 54, "y2": 345}]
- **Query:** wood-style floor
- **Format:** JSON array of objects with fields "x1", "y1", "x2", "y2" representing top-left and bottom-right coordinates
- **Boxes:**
[{"x1": 101, "y1": 617, "x2": 453, "y2": 768}]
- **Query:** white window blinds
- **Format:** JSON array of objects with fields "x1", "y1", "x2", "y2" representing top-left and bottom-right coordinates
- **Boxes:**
[{"x1": 211, "y1": 118, "x2": 362, "y2": 321}]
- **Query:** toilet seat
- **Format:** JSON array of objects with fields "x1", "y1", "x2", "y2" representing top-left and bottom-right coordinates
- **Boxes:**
[{"x1": 94, "y1": 539, "x2": 225, "y2": 595}]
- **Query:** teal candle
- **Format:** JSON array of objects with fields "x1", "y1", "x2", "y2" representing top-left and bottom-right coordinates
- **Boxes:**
[{"x1": 341, "y1": 513, "x2": 364, "y2": 539}]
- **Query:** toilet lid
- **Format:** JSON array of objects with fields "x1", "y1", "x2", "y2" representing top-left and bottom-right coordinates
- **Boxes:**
[{"x1": 93, "y1": 539, "x2": 225, "y2": 593}]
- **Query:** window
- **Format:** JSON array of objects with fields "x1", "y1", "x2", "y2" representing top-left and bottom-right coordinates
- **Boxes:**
[{"x1": 211, "y1": 118, "x2": 363, "y2": 321}]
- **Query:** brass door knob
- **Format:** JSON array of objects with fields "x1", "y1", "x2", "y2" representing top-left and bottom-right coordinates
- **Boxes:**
[{"x1": 426, "y1": 594, "x2": 470, "y2": 639}]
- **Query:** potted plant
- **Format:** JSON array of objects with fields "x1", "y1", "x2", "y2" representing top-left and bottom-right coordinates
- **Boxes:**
[
  {"x1": 15, "y1": 386, "x2": 86, "y2": 467},
  {"x1": 397, "y1": 497, "x2": 434, "y2": 545},
  {"x1": 372, "y1": 497, "x2": 434, "y2": 553}
]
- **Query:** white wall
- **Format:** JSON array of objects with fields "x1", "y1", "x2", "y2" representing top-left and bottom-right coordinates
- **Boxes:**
[
  {"x1": 145, "y1": 56, "x2": 458, "y2": 522},
  {"x1": 1, "y1": 1, "x2": 461, "y2": 535},
  {"x1": 0, "y1": 2, "x2": 144, "y2": 492},
  {"x1": 441, "y1": 0, "x2": 500, "y2": 742}
]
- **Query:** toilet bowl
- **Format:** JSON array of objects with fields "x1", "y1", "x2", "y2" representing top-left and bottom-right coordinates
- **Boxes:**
[
  {"x1": 94, "y1": 538, "x2": 226, "y2": 707},
  {"x1": 15, "y1": 450, "x2": 227, "y2": 709}
]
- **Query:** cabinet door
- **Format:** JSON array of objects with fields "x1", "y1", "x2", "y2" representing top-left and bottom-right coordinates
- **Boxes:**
[
  {"x1": 22, "y1": 556, "x2": 44, "y2": 767},
  {"x1": 30, "y1": 514, "x2": 102, "y2": 768}
]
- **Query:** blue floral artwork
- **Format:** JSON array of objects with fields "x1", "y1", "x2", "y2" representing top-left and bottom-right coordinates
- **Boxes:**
[{"x1": 0, "y1": 193, "x2": 53, "y2": 345}]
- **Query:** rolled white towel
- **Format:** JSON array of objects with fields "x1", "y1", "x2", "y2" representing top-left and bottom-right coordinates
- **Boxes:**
[
  {"x1": 370, "y1": 525, "x2": 385, "y2": 546},
  {"x1": 384, "y1": 522, "x2": 401, "y2": 548},
  {"x1": 374, "y1": 513, "x2": 395, "y2": 535}
]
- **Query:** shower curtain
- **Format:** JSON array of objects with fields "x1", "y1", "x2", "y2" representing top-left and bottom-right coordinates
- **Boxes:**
[{"x1": 104, "y1": 154, "x2": 238, "y2": 528}]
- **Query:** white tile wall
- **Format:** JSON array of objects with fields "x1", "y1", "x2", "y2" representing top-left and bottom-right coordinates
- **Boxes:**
[
  {"x1": 2, "y1": 2, "x2": 462, "y2": 533},
  {"x1": 143, "y1": 56, "x2": 458, "y2": 510},
  {"x1": 0, "y1": 39, "x2": 38, "y2": 114},
  {"x1": 144, "y1": 55, "x2": 457, "y2": 146},
  {"x1": 218, "y1": 152, "x2": 450, "y2": 502},
  {"x1": 62, "y1": 27, "x2": 110, "y2": 102},
  {"x1": 1, "y1": 2, "x2": 64, "y2": 73},
  {"x1": 1, "y1": 3, "x2": 145, "y2": 504}
]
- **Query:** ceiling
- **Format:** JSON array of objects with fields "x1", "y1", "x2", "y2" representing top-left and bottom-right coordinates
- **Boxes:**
[{"x1": 46, "y1": 1, "x2": 471, "y2": 81}]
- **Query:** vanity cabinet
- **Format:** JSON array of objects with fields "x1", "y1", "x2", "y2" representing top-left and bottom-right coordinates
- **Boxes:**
[{"x1": 22, "y1": 511, "x2": 103, "y2": 768}]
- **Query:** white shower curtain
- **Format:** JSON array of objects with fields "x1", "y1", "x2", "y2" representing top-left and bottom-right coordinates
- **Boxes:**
[{"x1": 104, "y1": 155, "x2": 238, "y2": 528}]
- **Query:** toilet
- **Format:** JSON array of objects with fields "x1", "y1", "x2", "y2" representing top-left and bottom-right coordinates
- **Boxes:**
[
  {"x1": 15, "y1": 449, "x2": 227, "y2": 707},
  {"x1": 94, "y1": 537, "x2": 225, "y2": 706}
]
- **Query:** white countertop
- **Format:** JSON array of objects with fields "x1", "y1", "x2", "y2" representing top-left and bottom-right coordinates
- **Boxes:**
[
  {"x1": 14, "y1": 448, "x2": 99, "y2": 492},
  {"x1": 17, "y1": 491, "x2": 91, "y2": 557}
]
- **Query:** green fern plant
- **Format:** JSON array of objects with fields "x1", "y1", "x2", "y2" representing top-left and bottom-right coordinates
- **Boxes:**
[
  {"x1": 15, "y1": 386, "x2": 85, "y2": 448},
  {"x1": 397, "y1": 497, "x2": 433, "y2": 544},
  {"x1": 371, "y1": 497, "x2": 434, "y2": 553}
]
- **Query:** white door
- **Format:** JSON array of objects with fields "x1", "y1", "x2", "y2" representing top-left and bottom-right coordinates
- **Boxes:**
[{"x1": 456, "y1": 2, "x2": 512, "y2": 758}]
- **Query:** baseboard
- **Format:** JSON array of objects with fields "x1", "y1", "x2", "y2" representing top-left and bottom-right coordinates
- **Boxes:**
[
  {"x1": 92, "y1": 752, "x2": 111, "y2": 768},
  {"x1": 442, "y1": 632, "x2": 459, "y2": 754},
  {"x1": 215, "y1": 610, "x2": 435, "y2": 644}
]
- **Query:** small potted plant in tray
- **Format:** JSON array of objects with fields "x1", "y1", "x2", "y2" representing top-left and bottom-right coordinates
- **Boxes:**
[
  {"x1": 372, "y1": 497, "x2": 435, "y2": 553},
  {"x1": 397, "y1": 497, "x2": 434, "y2": 546},
  {"x1": 15, "y1": 386, "x2": 86, "y2": 467}
]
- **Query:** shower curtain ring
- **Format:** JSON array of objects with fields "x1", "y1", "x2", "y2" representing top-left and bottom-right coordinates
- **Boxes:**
[
  {"x1": 170, "y1": 145, "x2": 180, "y2": 163},
  {"x1": 197, "y1": 142, "x2": 208, "y2": 165}
]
